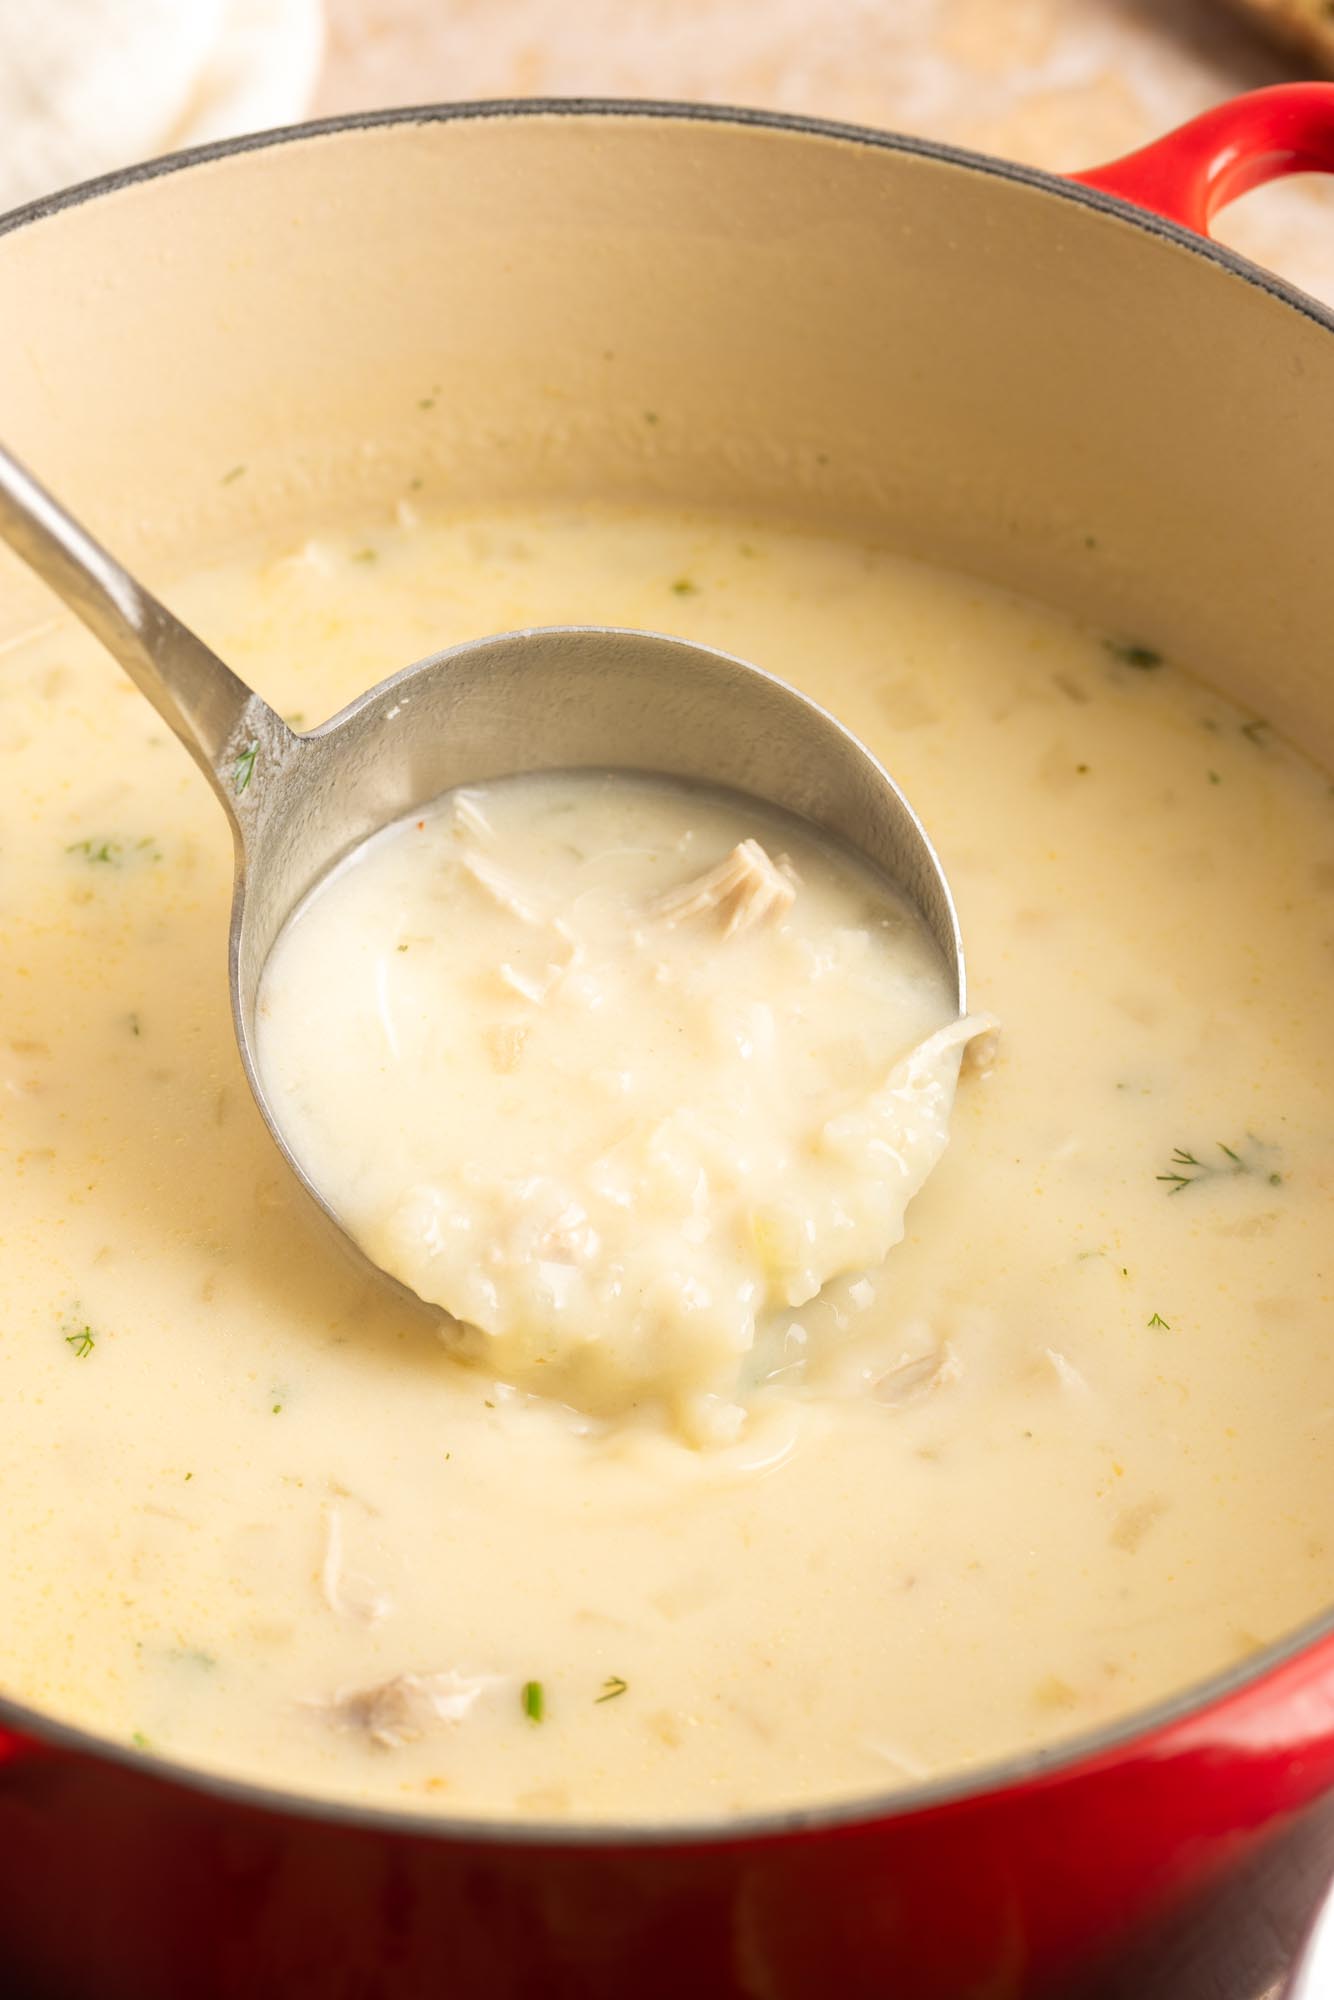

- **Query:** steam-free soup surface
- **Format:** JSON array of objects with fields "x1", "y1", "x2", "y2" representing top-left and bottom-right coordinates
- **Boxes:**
[{"x1": 1, "y1": 502, "x2": 1332, "y2": 1821}]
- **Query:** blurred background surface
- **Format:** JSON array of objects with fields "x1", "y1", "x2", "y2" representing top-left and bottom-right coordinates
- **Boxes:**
[{"x1": 4, "y1": 0, "x2": 1334, "y2": 303}]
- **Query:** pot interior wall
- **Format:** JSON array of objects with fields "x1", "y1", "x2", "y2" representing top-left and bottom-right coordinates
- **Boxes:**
[{"x1": 2, "y1": 108, "x2": 1332, "y2": 759}]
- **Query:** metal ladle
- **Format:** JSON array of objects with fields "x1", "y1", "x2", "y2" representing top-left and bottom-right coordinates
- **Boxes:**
[{"x1": 0, "y1": 442, "x2": 965, "y2": 1301}]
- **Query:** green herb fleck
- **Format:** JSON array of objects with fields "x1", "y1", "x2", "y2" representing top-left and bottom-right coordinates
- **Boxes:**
[
  {"x1": 271, "y1": 1402, "x2": 282, "y2": 1415},
  {"x1": 1104, "y1": 638, "x2": 1163, "y2": 669},
  {"x1": 352, "y1": 547, "x2": 378, "y2": 564},
  {"x1": 233, "y1": 741, "x2": 259, "y2": 794},
  {"x1": 595, "y1": 1676, "x2": 628, "y2": 1703},
  {"x1": 130, "y1": 1730, "x2": 151, "y2": 1750},
  {"x1": 128, "y1": 1012, "x2": 142, "y2": 1037},
  {"x1": 284, "y1": 711, "x2": 306, "y2": 729},
  {"x1": 1158, "y1": 1147, "x2": 1203, "y2": 1192},
  {"x1": 671, "y1": 578, "x2": 700, "y2": 597},
  {"x1": 67, "y1": 838, "x2": 121, "y2": 865},
  {"x1": 184, "y1": 1472, "x2": 193, "y2": 1482},
  {"x1": 1208, "y1": 770, "x2": 1221, "y2": 785},
  {"x1": 221, "y1": 464, "x2": 246, "y2": 485},
  {"x1": 1241, "y1": 717, "x2": 1270, "y2": 746},
  {"x1": 418, "y1": 396, "x2": 436, "y2": 411},
  {"x1": 1147, "y1": 1312, "x2": 1171, "y2": 1330},
  {"x1": 522, "y1": 1679, "x2": 545, "y2": 1722},
  {"x1": 1157, "y1": 1138, "x2": 1282, "y2": 1194},
  {"x1": 64, "y1": 1327, "x2": 95, "y2": 1358}
]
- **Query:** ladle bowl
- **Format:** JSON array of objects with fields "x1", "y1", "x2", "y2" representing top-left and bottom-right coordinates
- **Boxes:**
[{"x1": 0, "y1": 441, "x2": 965, "y2": 1297}]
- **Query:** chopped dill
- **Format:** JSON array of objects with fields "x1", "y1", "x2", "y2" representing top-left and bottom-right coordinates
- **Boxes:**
[
  {"x1": 595, "y1": 1676, "x2": 628, "y2": 1703},
  {"x1": 64, "y1": 1327, "x2": 95, "y2": 1358},
  {"x1": 233, "y1": 741, "x2": 259, "y2": 794},
  {"x1": 1240, "y1": 718, "x2": 1270, "y2": 746},
  {"x1": 1147, "y1": 1313, "x2": 1171, "y2": 1330},
  {"x1": 1157, "y1": 1138, "x2": 1283, "y2": 1193},
  {"x1": 67, "y1": 837, "x2": 121, "y2": 864},
  {"x1": 220, "y1": 464, "x2": 246, "y2": 485},
  {"x1": 130, "y1": 1731, "x2": 151, "y2": 1749},
  {"x1": 671, "y1": 578, "x2": 700, "y2": 597},
  {"x1": 522, "y1": 1679, "x2": 545, "y2": 1722}
]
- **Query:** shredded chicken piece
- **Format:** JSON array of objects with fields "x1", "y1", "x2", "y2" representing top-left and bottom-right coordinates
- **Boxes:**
[
  {"x1": 652, "y1": 839, "x2": 797, "y2": 938},
  {"x1": 320, "y1": 1507, "x2": 392, "y2": 1626},
  {"x1": 451, "y1": 791, "x2": 493, "y2": 842},
  {"x1": 874, "y1": 1340, "x2": 963, "y2": 1407},
  {"x1": 495, "y1": 917, "x2": 584, "y2": 1006},
  {"x1": 462, "y1": 849, "x2": 543, "y2": 924},
  {"x1": 317, "y1": 1670, "x2": 493, "y2": 1749},
  {"x1": 1045, "y1": 1347, "x2": 1091, "y2": 1396}
]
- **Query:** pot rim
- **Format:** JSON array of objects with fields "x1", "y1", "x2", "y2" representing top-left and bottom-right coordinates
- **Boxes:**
[{"x1": 2, "y1": 92, "x2": 1332, "y2": 1852}]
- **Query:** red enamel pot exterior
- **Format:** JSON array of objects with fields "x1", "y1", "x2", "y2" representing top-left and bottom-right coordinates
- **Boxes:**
[{"x1": 5, "y1": 85, "x2": 1334, "y2": 2000}]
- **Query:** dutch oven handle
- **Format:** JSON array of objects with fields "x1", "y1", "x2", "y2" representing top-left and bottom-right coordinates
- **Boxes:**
[{"x1": 1072, "y1": 80, "x2": 1334, "y2": 234}]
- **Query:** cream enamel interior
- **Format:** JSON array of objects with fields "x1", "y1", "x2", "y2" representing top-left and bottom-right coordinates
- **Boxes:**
[{"x1": 3, "y1": 108, "x2": 1334, "y2": 1824}]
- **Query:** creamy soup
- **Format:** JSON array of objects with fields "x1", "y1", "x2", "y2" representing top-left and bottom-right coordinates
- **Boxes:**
[
  {"x1": 255, "y1": 770, "x2": 981, "y2": 1443},
  {"x1": 1, "y1": 502, "x2": 1332, "y2": 1823}
]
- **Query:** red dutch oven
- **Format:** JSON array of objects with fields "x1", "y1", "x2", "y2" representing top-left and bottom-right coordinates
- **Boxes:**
[{"x1": 3, "y1": 82, "x2": 1334, "y2": 2000}]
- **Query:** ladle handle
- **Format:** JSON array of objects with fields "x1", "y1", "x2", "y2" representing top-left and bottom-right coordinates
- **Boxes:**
[{"x1": 0, "y1": 442, "x2": 284, "y2": 820}]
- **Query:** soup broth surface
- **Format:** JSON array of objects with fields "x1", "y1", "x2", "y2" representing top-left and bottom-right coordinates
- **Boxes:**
[{"x1": 1, "y1": 501, "x2": 1332, "y2": 1821}]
